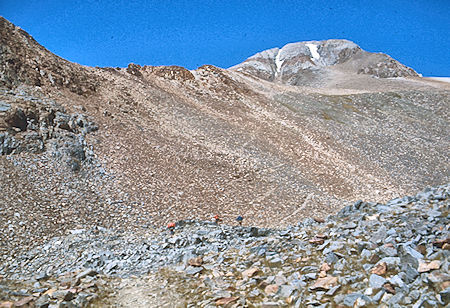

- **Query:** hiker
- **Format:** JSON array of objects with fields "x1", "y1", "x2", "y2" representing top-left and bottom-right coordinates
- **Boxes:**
[
  {"x1": 213, "y1": 215, "x2": 222, "y2": 224},
  {"x1": 167, "y1": 222, "x2": 176, "y2": 235},
  {"x1": 236, "y1": 215, "x2": 243, "y2": 226}
]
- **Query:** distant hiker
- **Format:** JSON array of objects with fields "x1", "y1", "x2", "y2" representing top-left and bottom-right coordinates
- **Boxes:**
[
  {"x1": 213, "y1": 215, "x2": 222, "y2": 224},
  {"x1": 167, "y1": 222, "x2": 176, "y2": 235},
  {"x1": 236, "y1": 215, "x2": 243, "y2": 226}
]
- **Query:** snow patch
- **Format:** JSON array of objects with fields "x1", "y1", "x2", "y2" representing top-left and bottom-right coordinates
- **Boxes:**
[
  {"x1": 306, "y1": 43, "x2": 320, "y2": 61},
  {"x1": 275, "y1": 49, "x2": 284, "y2": 76},
  {"x1": 427, "y1": 77, "x2": 450, "y2": 83}
]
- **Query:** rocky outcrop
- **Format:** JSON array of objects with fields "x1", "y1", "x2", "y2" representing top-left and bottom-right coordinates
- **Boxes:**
[
  {"x1": 230, "y1": 39, "x2": 419, "y2": 84},
  {"x1": 358, "y1": 54, "x2": 419, "y2": 78},
  {"x1": 0, "y1": 17, "x2": 99, "y2": 95},
  {"x1": 0, "y1": 90, "x2": 98, "y2": 171}
]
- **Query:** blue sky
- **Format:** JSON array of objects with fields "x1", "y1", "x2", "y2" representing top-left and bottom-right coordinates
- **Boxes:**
[{"x1": 2, "y1": 0, "x2": 449, "y2": 76}]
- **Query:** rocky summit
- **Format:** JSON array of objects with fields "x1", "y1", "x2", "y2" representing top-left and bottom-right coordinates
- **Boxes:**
[{"x1": 0, "y1": 16, "x2": 449, "y2": 307}]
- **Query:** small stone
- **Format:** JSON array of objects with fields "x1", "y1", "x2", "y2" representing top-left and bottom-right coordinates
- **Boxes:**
[
  {"x1": 369, "y1": 254, "x2": 381, "y2": 264},
  {"x1": 380, "y1": 245, "x2": 397, "y2": 257},
  {"x1": 343, "y1": 293, "x2": 368, "y2": 307},
  {"x1": 418, "y1": 260, "x2": 441, "y2": 273},
  {"x1": 242, "y1": 267, "x2": 259, "y2": 279},
  {"x1": 370, "y1": 225, "x2": 387, "y2": 243},
  {"x1": 260, "y1": 302, "x2": 279, "y2": 308},
  {"x1": 310, "y1": 276, "x2": 338, "y2": 291},
  {"x1": 34, "y1": 295, "x2": 50, "y2": 308},
  {"x1": 381, "y1": 292, "x2": 393, "y2": 304},
  {"x1": 319, "y1": 263, "x2": 331, "y2": 273},
  {"x1": 439, "y1": 287, "x2": 450, "y2": 304},
  {"x1": 13, "y1": 297, "x2": 34, "y2": 307},
  {"x1": 427, "y1": 271, "x2": 450, "y2": 291},
  {"x1": 52, "y1": 290, "x2": 74, "y2": 301},
  {"x1": 387, "y1": 292, "x2": 404, "y2": 306},
  {"x1": 36, "y1": 272, "x2": 48, "y2": 281},
  {"x1": 364, "y1": 288, "x2": 373, "y2": 296},
  {"x1": 0, "y1": 302, "x2": 13, "y2": 308},
  {"x1": 309, "y1": 238, "x2": 325, "y2": 245},
  {"x1": 415, "y1": 244, "x2": 426, "y2": 255},
  {"x1": 389, "y1": 275, "x2": 404, "y2": 288},
  {"x1": 343, "y1": 222, "x2": 357, "y2": 229},
  {"x1": 404, "y1": 264, "x2": 419, "y2": 283},
  {"x1": 278, "y1": 285, "x2": 294, "y2": 298},
  {"x1": 334, "y1": 258, "x2": 347, "y2": 271},
  {"x1": 264, "y1": 284, "x2": 279, "y2": 295},
  {"x1": 361, "y1": 249, "x2": 371, "y2": 259},
  {"x1": 274, "y1": 275, "x2": 287, "y2": 285},
  {"x1": 400, "y1": 245, "x2": 423, "y2": 269},
  {"x1": 318, "y1": 271, "x2": 327, "y2": 278},
  {"x1": 372, "y1": 290, "x2": 385, "y2": 302},
  {"x1": 383, "y1": 282, "x2": 396, "y2": 294},
  {"x1": 370, "y1": 262, "x2": 387, "y2": 276},
  {"x1": 188, "y1": 256, "x2": 203, "y2": 267},
  {"x1": 325, "y1": 252, "x2": 339, "y2": 264},
  {"x1": 215, "y1": 297, "x2": 238, "y2": 306},
  {"x1": 325, "y1": 285, "x2": 340, "y2": 296},
  {"x1": 369, "y1": 274, "x2": 386, "y2": 289},
  {"x1": 212, "y1": 291, "x2": 232, "y2": 299},
  {"x1": 268, "y1": 257, "x2": 283, "y2": 267},
  {"x1": 185, "y1": 266, "x2": 203, "y2": 275},
  {"x1": 354, "y1": 297, "x2": 369, "y2": 307},
  {"x1": 75, "y1": 268, "x2": 97, "y2": 280}
]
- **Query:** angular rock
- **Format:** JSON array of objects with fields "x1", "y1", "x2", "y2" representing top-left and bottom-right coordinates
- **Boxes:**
[
  {"x1": 418, "y1": 260, "x2": 441, "y2": 273},
  {"x1": 439, "y1": 287, "x2": 450, "y2": 305},
  {"x1": 278, "y1": 285, "x2": 294, "y2": 298},
  {"x1": 325, "y1": 285, "x2": 340, "y2": 296},
  {"x1": 268, "y1": 257, "x2": 283, "y2": 267},
  {"x1": 185, "y1": 266, "x2": 203, "y2": 275},
  {"x1": 215, "y1": 297, "x2": 238, "y2": 306},
  {"x1": 310, "y1": 276, "x2": 338, "y2": 291},
  {"x1": 264, "y1": 284, "x2": 279, "y2": 295},
  {"x1": 399, "y1": 245, "x2": 424, "y2": 269},
  {"x1": 383, "y1": 282, "x2": 396, "y2": 294},
  {"x1": 369, "y1": 274, "x2": 386, "y2": 289},
  {"x1": 380, "y1": 244, "x2": 397, "y2": 257},
  {"x1": 242, "y1": 267, "x2": 259, "y2": 279},
  {"x1": 343, "y1": 293, "x2": 370, "y2": 307},
  {"x1": 13, "y1": 296, "x2": 34, "y2": 308},
  {"x1": 188, "y1": 256, "x2": 203, "y2": 267},
  {"x1": 75, "y1": 268, "x2": 97, "y2": 280},
  {"x1": 34, "y1": 294, "x2": 50, "y2": 308},
  {"x1": 370, "y1": 262, "x2": 387, "y2": 276},
  {"x1": 404, "y1": 264, "x2": 419, "y2": 283}
]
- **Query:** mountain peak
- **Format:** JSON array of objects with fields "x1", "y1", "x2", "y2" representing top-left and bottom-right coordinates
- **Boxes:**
[{"x1": 230, "y1": 39, "x2": 418, "y2": 85}]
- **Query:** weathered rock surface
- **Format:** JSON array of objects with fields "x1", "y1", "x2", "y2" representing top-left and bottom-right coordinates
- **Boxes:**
[
  {"x1": 230, "y1": 39, "x2": 419, "y2": 85},
  {"x1": 0, "y1": 89, "x2": 98, "y2": 170},
  {"x1": 0, "y1": 184, "x2": 448, "y2": 306}
]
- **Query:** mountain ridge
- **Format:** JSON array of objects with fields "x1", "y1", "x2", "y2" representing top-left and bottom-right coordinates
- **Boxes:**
[{"x1": 0, "y1": 16, "x2": 449, "y2": 262}]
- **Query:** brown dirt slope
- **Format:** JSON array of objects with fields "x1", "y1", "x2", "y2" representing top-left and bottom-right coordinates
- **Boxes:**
[{"x1": 0, "y1": 17, "x2": 449, "y2": 259}]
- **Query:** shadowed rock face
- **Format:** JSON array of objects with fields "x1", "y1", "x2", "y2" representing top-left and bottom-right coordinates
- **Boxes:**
[{"x1": 230, "y1": 39, "x2": 419, "y2": 85}]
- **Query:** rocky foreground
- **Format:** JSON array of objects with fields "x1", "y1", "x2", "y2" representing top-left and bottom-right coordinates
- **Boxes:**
[{"x1": 0, "y1": 184, "x2": 448, "y2": 307}]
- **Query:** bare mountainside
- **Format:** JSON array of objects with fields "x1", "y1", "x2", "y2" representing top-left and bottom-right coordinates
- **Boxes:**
[{"x1": 0, "y1": 17, "x2": 449, "y2": 259}]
